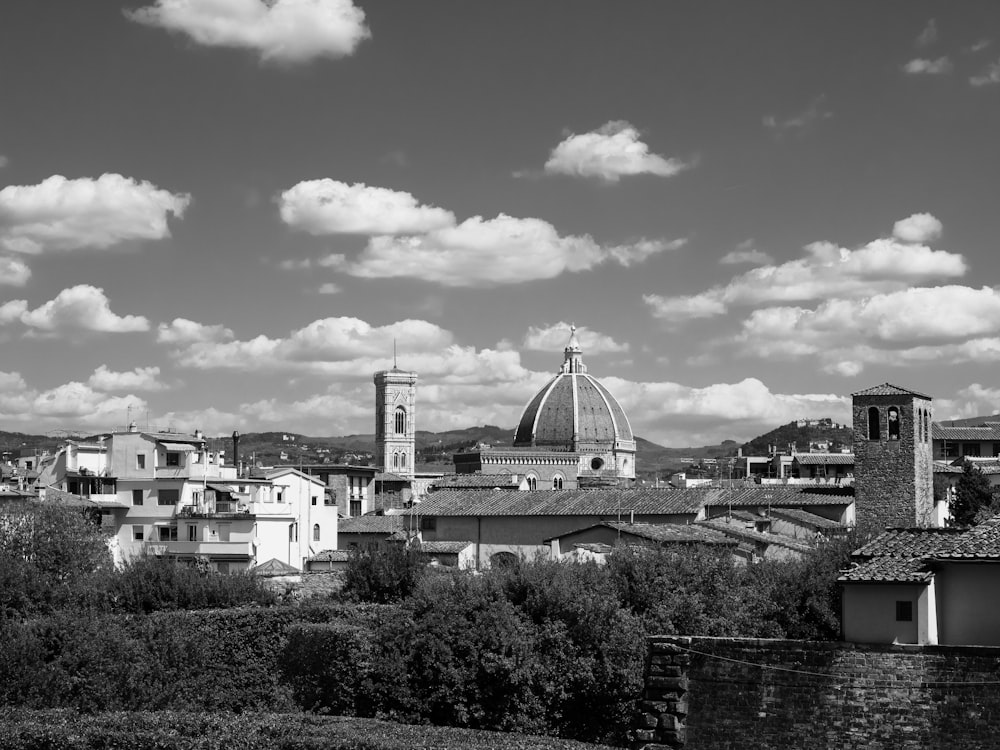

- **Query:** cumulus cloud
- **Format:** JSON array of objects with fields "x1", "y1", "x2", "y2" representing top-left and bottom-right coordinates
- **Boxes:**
[
  {"x1": 317, "y1": 282, "x2": 341, "y2": 295},
  {"x1": 969, "y1": 40, "x2": 992, "y2": 54},
  {"x1": 0, "y1": 173, "x2": 190, "y2": 254},
  {"x1": 0, "y1": 256, "x2": 31, "y2": 286},
  {"x1": 2, "y1": 285, "x2": 149, "y2": 334},
  {"x1": 540, "y1": 121, "x2": 689, "y2": 182},
  {"x1": 0, "y1": 371, "x2": 148, "y2": 430},
  {"x1": 522, "y1": 323, "x2": 629, "y2": 355},
  {"x1": 970, "y1": 59, "x2": 1000, "y2": 87},
  {"x1": 125, "y1": 0, "x2": 370, "y2": 64},
  {"x1": 645, "y1": 217, "x2": 964, "y2": 322},
  {"x1": 902, "y1": 57, "x2": 953, "y2": 75},
  {"x1": 728, "y1": 285, "x2": 1000, "y2": 374},
  {"x1": 88, "y1": 365, "x2": 166, "y2": 392},
  {"x1": 893, "y1": 212, "x2": 943, "y2": 242},
  {"x1": 279, "y1": 180, "x2": 455, "y2": 235},
  {"x1": 324, "y1": 214, "x2": 680, "y2": 287},
  {"x1": 157, "y1": 317, "x2": 234, "y2": 345},
  {"x1": 763, "y1": 96, "x2": 832, "y2": 135},
  {"x1": 720, "y1": 241, "x2": 773, "y2": 266},
  {"x1": 916, "y1": 19, "x2": 938, "y2": 47}
]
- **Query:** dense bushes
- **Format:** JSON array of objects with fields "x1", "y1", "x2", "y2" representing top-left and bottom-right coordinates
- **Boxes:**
[
  {"x1": 341, "y1": 545, "x2": 426, "y2": 603},
  {"x1": 0, "y1": 710, "x2": 617, "y2": 750}
]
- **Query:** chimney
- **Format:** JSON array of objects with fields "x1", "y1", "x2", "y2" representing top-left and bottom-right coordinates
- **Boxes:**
[{"x1": 232, "y1": 431, "x2": 240, "y2": 476}]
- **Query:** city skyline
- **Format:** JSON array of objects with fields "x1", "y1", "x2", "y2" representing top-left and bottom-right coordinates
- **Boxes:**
[{"x1": 2, "y1": 1, "x2": 1000, "y2": 446}]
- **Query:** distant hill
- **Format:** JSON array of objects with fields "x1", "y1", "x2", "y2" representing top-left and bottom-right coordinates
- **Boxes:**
[{"x1": 739, "y1": 419, "x2": 853, "y2": 457}]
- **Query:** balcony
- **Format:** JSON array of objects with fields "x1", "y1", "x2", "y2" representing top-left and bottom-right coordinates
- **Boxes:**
[
  {"x1": 146, "y1": 541, "x2": 253, "y2": 558},
  {"x1": 177, "y1": 503, "x2": 254, "y2": 519}
]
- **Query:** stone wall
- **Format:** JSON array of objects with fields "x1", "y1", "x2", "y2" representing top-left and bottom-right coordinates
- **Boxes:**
[{"x1": 632, "y1": 635, "x2": 1000, "y2": 750}]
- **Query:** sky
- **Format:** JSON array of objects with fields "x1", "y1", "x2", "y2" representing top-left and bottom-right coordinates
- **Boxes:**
[{"x1": 2, "y1": 0, "x2": 1000, "y2": 447}]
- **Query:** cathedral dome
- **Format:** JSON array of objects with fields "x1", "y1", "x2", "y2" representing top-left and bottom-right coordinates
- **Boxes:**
[{"x1": 513, "y1": 327, "x2": 634, "y2": 453}]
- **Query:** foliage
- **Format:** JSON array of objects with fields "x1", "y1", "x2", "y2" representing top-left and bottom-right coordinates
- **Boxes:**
[
  {"x1": 950, "y1": 460, "x2": 994, "y2": 526},
  {"x1": 342, "y1": 545, "x2": 426, "y2": 603},
  {"x1": 0, "y1": 502, "x2": 112, "y2": 617},
  {"x1": 0, "y1": 709, "x2": 618, "y2": 750},
  {"x1": 109, "y1": 554, "x2": 276, "y2": 613}
]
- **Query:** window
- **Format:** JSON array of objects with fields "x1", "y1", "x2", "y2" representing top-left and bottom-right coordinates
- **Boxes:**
[
  {"x1": 274, "y1": 490, "x2": 282, "y2": 504},
  {"x1": 313, "y1": 524, "x2": 321, "y2": 542},
  {"x1": 896, "y1": 600, "x2": 913, "y2": 622},
  {"x1": 552, "y1": 475, "x2": 564, "y2": 490},
  {"x1": 591, "y1": 457, "x2": 604, "y2": 471},
  {"x1": 887, "y1": 406, "x2": 900, "y2": 440},
  {"x1": 945, "y1": 442, "x2": 960, "y2": 459},
  {"x1": 393, "y1": 453, "x2": 399, "y2": 469},
  {"x1": 420, "y1": 516, "x2": 437, "y2": 532},
  {"x1": 993, "y1": 443, "x2": 1000, "y2": 458},
  {"x1": 133, "y1": 525, "x2": 144, "y2": 541},
  {"x1": 158, "y1": 488, "x2": 180, "y2": 506},
  {"x1": 166, "y1": 452, "x2": 181, "y2": 467},
  {"x1": 136, "y1": 453, "x2": 146, "y2": 470},
  {"x1": 867, "y1": 407, "x2": 881, "y2": 440},
  {"x1": 350, "y1": 500, "x2": 362, "y2": 517},
  {"x1": 188, "y1": 524, "x2": 198, "y2": 542},
  {"x1": 311, "y1": 495, "x2": 317, "y2": 506},
  {"x1": 526, "y1": 475, "x2": 537, "y2": 490},
  {"x1": 132, "y1": 489, "x2": 143, "y2": 506},
  {"x1": 324, "y1": 494, "x2": 335, "y2": 506},
  {"x1": 963, "y1": 443, "x2": 982, "y2": 457},
  {"x1": 924, "y1": 411, "x2": 930, "y2": 444},
  {"x1": 401, "y1": 453, "x2": 407, "y2": 468},
  {"x1": 158, "y1": 526, "x2": 178, "y2": 542},
  {"x1": 395, "y1": 407, "x2": 406, "y2": 434},
  {"x1": 288, "y1": 523, "x2": 298, "y2": 543}
]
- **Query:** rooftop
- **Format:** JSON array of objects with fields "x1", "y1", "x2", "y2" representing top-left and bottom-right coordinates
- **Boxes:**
[
  {"x1": 431, "y1": 473, "x2": 524, "y2": 489},
  {"x1": 411, "y1": 488, "x2": 713, "y2": 517},
  {"x1": 932, "y1": 424, "x2": 1000, "y2": 441},
  {"x1": 793, "y1": 453, "x2": 854, "y2": 465},
  {"x1": 852, "y1": 383, "x2": 932, "y2": 399},
  {"x1": 339, "y1": 515, "x2": 410, "y2": 534}
]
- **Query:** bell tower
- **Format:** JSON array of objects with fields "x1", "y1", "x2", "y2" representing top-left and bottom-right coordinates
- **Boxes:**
[
  {"x1": 852, "y1": 383, "x2": 935, "y2": 529},
  {"x1": 374, "y1": 366, "x2": 418, "y2": 479}
]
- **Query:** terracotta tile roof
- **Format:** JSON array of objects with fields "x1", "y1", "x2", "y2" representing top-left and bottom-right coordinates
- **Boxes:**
[
  {"x1": 839, "y1": 527, "x2": 965, "y2": 583},
  {"x1": 252, "y1": 558, "x2": 300, "y2": 575},
  {"x1": 698, "y1": 519, "x2": 817, "y2": 553},
  {"x1": 412, "y1": 488, "x2": 711, "y2": 517},
  {"x1": 605, "y1": 521, "x2": 737, "y2": 546},
  {"x1": 338, "y1": 515, "x2": 408, "y2": 534},
  {"x1": 933, "y1": 462, "x2": 965, "y2": 474},
  {"x1": 793, "y1": 453, "x2": 854, "y2": 465},
  {"x1": 374, "y1": 472, "x2": 409, "y2": 482},
  {"x1": 938, "y1": 517, "x2": 1000, "y2": 559},
  {"x1": 852, "y1": 383, "x2": 932, "y2": 399},
  {"x1": 839, "y1": 556, "x2": 936, "y2": 583},
  {"x1": 702, "y1": 487, "x2": 853, "y2": 508},
  {"x1": 768, "y1": 508, "x2": 846, "y2": 530},
  {"x1": 308, "y1": 549, "x2": 351, "y2": 563},
  {"x1": 932, "y1": 424, "x2": 1000, "y2": 441},
  {"x1": 431, "y1": 474, "x2": 523, "y2": 489},
  {"x1": 419, "y1": 540, "x2": 473, "y2": 554}
]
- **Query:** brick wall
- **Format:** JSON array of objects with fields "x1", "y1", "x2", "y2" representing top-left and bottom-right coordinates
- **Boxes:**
[{"x1": 632, "y1": 635, "x2": 1000, "y2": 750}]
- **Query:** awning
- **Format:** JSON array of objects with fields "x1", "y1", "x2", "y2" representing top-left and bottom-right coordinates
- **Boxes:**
[{"x1": 159, "y1": 442, "x2": 197, "y2": 452}]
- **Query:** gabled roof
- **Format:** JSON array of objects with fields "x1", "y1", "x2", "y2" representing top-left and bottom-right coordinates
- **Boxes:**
[
  {"x1": 937, "y1": 517, "x2": 1000, "y2": 559},
  {"x1": 431, "y1": 473, "x2": 524, "y2": 489},
  {"x1": 265, "y1": 467, "x2": 326, "y2": 485},
  {"x1": 308, "y1": 549, "x2": 351, "y2": 563},
  {"x1": 702, "y1": 487, "x2": 853, "y2": 508},
  {"x1": 412, "y1": 488, "x2": 710, "y2": 517},
  {"x1": 339, "y1": 515, "x2": 409, "y2": 534},
  {"x1": 419, "y1": 540, "x2": 474, "y2": 554},
  {"x1": 792, "y1": 453, "x2": 855, "y2": 465},
  {"x1": 697, "y1": 519, "x2": 817, "y2": 553},
  {"x1": 253, "y1": 558, "x2": 300, "y2": 575},
  {"x1": 374, "y1": 472, "x2": 410, "y2": 482},
  {"x1": 839, "y1": 527, "x2": 966, "y2": 583},
  {"x1": 851, "y1": 383, "x2": 932, "y2": 399},
  {"x1": 932, "y1": 424, "x2": 1000, "y2": 441},
  {"x1": 768, "y1": 507, "x2": 846, "y2": 530}
]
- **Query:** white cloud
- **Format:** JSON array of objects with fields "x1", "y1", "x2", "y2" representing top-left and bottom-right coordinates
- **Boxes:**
[
  {"x1": 126, "y1": 0, "x2": 370, "y2": 64},
  {"x1": 317, "y1": 282, "x2": 341, "y2": 294},
  {"x1": 0, "y1": 257, "x2": 30, "y2": 286},
  {"x1": 88, "y1": 365, "x2": 166, "y2": 392},
  {"x1": 0, "y1": 372, "x2": 148, "y2": 431},
  {"x1": 970, "y1": 59, "x2": 1000, "y2": 87},
  {"x1": 0, "y1": 155, "x2": 8, "y2": 169},
  {"x1": 522, "y1": 323, "x2": 629, "y2": 355},
  {"x1": 763, "y1": 96, "x2": 832, "y2": 135},
  {"x1": 916, "y1": 19, "x2": 938, "y2": 47},
  {"x1": 969, "y1": 40, "x2": 992, "y2": 54},
  {"x1": 541, "y1": 121, "x2": 689, "y2": 183},
  {"x1": 3, "y1": 285, "x2": 149, "y2": 334},
  {"x1": 325, "y1": 214, "x2": 678, "y2": 287},
  {"x1": 645, "y1": 218, "x2": 964, "y2": 322},
  {"x1": 902, "y1": 57, "x2": 952, "y2": 75},
  {"x1": 157, "y1": 317, "x2": 234, "y2": 345},
  {"x1": 720, "y1": 241, "x2": 773, "y2": 266},
  {"x1": 893, "y1": 212, "x2": 943, "y2": 242},
  {"x1": 279, "y1": 180, "x2": 455, "y2": 235},
  {"x1": 0, "y1": 173, "x2": 190, "y2": 254},
  {"x1": 729, "y1": 285, "x2": 1000, "y2": 374}
]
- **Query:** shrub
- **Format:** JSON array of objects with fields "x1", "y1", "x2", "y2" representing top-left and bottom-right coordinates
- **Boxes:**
[{"x1": 342, "y1": 546, "x2": 426, "y2": 604}]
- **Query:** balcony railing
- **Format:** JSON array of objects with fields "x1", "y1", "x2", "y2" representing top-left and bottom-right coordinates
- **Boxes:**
[{"x1": 146, "y1": 541, "x2": 253, "y2": 558}]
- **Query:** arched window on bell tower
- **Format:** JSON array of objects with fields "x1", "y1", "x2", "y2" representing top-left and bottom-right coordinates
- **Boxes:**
[
  {"x1": 868, "y1": 407, "x2": 881, "y2": 440},
  {"x1": 888, "y1": 406, "x2": 900, "y2": 440},
  {"x1": 395, "y1": 407, "x2": 407, "y2": 435}
]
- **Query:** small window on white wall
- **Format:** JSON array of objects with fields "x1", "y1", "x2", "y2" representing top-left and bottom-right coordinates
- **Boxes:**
[{"x1": 313, "y1": 524, "x2": 321, "y2": 542}]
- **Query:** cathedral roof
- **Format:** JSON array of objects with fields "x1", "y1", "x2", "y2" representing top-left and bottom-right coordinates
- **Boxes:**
[{"x1": 513, "y1": 326, "x2": 633, "y2": 450}]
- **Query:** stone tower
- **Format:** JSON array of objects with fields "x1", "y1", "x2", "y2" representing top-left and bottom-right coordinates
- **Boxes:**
[
  {"x1": 852, "y1": 383, "x2": 935, "y2": 530},
  {"x1": 374, "y1": 366, "x2": 418, "y2": 479}
]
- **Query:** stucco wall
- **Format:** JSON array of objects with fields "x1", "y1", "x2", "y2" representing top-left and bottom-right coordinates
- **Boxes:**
[
  {"x1": 936, "y1": 562, "x2": 1000, "y2": 646},
  {"x1": 632, "y1": 635, "x2": 1000, "y2": 750},
  {"x1": 842, "y1": 582, "x2": 925, "y2": 644}
]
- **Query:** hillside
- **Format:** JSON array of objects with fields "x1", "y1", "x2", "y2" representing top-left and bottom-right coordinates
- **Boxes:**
[{"x1": 739, "y1": 419, "x2": 853, "y2": 457}]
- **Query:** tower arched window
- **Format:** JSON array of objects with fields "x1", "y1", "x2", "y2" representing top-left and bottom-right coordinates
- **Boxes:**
[
  {"x1": 395, "y1": 407, "x2": 407, "y2": 435},
  {"x1": 393, "y1": 452, "x2": 399, "y2": 469},
  {"x1": 313, "y1": 524, "x2": 320, "y2": 542},
  {"x1": 868, "y1": 407, "x2": 881, "y2": 440},
  {"x1": 401, "y1": 453, "x2": 407, "y2": 468},
  {"x1": 923, "y1": 410, "x2": 930, "y2": 444},
  {"x1": 552, "y1": 474, "x2": 564, "y2": 490},
  {"x1": 526, "y1": 474, "x2": 538, "y2": 490},
  {"x1": 888, "y1": 406, "x2": 900, "y2": 440}
]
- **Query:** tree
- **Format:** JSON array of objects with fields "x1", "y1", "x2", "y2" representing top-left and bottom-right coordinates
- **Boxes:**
[{"x1": 950, "y1": 460, "x2": 994, "y2": 526}]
